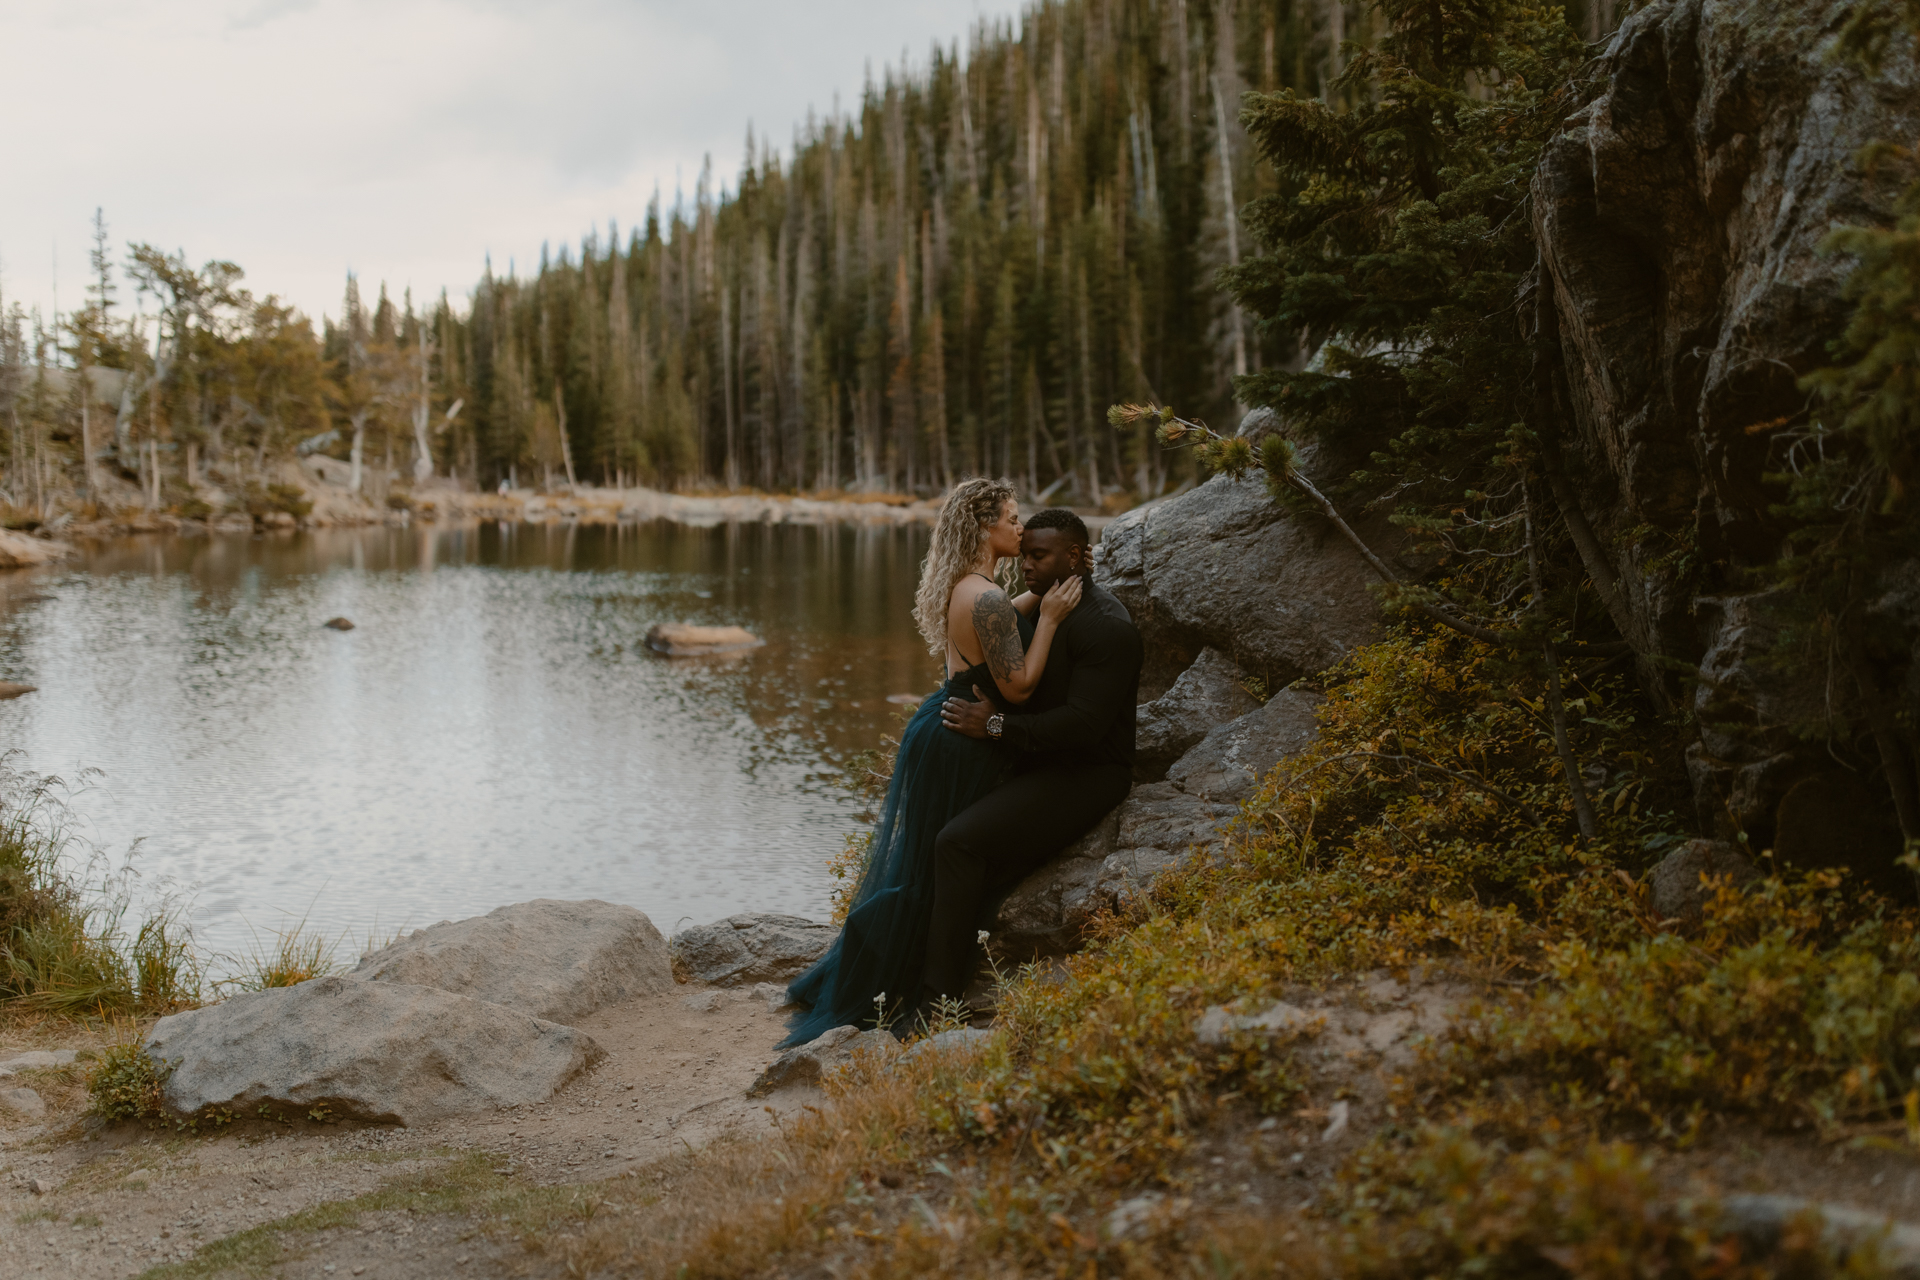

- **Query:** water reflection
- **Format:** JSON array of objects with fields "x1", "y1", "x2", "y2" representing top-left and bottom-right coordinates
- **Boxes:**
[{"x1": 0, "y1": 521, "x2": 936, "y2": 961}]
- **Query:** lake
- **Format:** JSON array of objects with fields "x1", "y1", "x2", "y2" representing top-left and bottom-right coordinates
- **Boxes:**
[{"x1": 0, "y1": 520, "x2": 939, "y2": 967}]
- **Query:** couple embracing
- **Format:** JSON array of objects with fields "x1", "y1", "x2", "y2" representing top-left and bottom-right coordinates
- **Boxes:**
[{"x1": 783, "y1": 478, "x2": 1143, "y2": 1046}]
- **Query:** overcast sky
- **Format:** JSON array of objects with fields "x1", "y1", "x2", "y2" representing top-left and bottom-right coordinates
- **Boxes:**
[{"x1": 2, "y1": 0, "x2": 1021, "y2": 330}]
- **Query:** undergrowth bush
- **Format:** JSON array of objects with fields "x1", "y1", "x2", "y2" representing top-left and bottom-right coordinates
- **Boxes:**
[
  {"x1": 1444, "y1": 874, "x2": 1920, "y2": 1138},
  {"x1": 914, "y1": 628, "x2": 1919, "y2": 1177},
  {"x1": 85, "y1": 1040, "x2": 171, "y2": 1123}
]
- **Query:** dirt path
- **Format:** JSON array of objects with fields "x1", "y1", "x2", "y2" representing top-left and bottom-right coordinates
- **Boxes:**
[{"x1": 0, "y1": 982, "x2": 810, "y2": 1278}]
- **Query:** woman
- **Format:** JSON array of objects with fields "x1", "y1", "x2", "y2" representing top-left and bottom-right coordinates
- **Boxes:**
[{"x1": 782, "y1": 478, "x2": 1080, "y2": 1046}]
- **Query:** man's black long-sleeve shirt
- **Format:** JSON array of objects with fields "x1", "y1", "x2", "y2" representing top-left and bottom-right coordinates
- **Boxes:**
[{"x1": 1001, "y1": 581, "x2": 1143, "y2": 769}]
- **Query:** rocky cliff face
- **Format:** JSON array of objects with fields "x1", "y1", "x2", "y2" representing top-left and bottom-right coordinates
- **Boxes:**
[
  {"x1": 1060, "y1": 0, "x2": 1919, "y2": 904},
  {"x1": 1535, "y1": 0, "x2": 1920, "y2": 862}
]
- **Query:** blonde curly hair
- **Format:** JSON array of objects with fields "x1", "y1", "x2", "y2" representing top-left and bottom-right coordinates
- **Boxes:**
[{"x1": 911, "y1": 477, "x2": 1019, "y2": 658}]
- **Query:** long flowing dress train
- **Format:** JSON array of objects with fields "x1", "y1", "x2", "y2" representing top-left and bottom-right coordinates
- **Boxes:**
[{"x1": 781, "y1": 651, "x2": 1020, "y2": 1048}]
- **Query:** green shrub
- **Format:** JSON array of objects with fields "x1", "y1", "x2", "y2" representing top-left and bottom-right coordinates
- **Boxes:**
[
  {"x1": 86, "y1": 1041, "x2": 169, "y2": 1123},
  {"x1": 267, "y1": 483, "x2": 313, "y2": 517},
  {"x1": 1330, "y1": 1129, "x2": 1855, "y2": 1278},
  {"x1": 907, "y1": 628, "x2": 1917, "y2": 1180}
]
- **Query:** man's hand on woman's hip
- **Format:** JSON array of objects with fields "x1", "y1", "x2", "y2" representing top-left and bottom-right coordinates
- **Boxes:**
[{"x1": 941, "y1": 685, "x2": 996, "y2": 739}]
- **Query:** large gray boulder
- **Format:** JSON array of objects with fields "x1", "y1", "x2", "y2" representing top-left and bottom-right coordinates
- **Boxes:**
[
  {"x1": 672, "y1": 913, "x2": 838, "y2": 988},
  {"x1": 1134, "y1": 647, "x2": 1260, "y2": 780},
  {"x1": 1094, "y1": 429, "x2": 1396, "y2": 696},
  {"x1": 145, "y1": 977, "x2": 602, "y2": 1125},
  {"x1": 1648, "y1": 839, "x2": 1761, "y2": 921},
  {"x1": 991, "y1": 683, "x2": 1324, "y2": 957},
  {"x1": 347, "y1": 899, "x2": 672, "y2": 1025},
  {"x1": 1166, "y1": 685, "x2": 1323, "y2": 803}
]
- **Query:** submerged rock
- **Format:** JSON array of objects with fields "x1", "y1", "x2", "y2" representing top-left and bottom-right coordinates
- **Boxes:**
[
  {"x1": 322, "y1": 617, "x2": 355, "y2": 631},
  {"x1": 644, "y1": 623, "x2": 763, "y2": 656},
  {"x1": 672, "y1": 913, "x2": 838, "y2": 988},
  {"x1": 146, "y1": 976, "x2": 601, "y2": 1125},
  {"x1": 348, "y1": 899, "x2": 672, "y2": 1025}
]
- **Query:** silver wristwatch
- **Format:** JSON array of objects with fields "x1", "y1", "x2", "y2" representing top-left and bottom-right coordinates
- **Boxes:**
[{"x1": 986, "y1": 713, "x2": 1005, "y2": 740}]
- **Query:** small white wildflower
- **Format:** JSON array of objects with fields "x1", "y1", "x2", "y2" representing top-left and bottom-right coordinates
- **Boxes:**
[{"x1": 976, "y1": 930, "x2": 990, "y2": 947}]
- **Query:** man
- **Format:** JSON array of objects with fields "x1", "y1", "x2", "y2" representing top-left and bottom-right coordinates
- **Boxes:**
[{"x1": 923, "y1": 507, "x2": 1143, "y2": 1004}]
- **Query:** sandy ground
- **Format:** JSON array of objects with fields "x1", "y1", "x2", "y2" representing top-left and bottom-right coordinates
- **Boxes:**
[{"x1": 0, "y1": 982, "x2": 812, "y2": 1279}]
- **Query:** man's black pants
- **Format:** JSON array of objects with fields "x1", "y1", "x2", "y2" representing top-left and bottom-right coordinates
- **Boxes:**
[{"x1": 922, "y1": 762, "x2": 1132, "y2": 997}]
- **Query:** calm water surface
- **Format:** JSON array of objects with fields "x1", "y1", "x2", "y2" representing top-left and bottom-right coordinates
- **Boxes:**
[{"x1": 0, "y1": 521, "x2": 938, "y2": 962}]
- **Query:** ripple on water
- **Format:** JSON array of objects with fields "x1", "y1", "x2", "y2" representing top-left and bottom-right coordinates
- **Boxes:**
[{"x1": 0, "y1": 520, "x2": 935, "y2": 963}]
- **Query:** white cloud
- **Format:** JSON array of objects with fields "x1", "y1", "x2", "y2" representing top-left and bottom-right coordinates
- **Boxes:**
[{"x1": 0, "y1": 0, "x2": 1018, "y2": 325}]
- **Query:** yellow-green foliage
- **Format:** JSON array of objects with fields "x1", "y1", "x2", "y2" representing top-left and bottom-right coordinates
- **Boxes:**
[
  {"x1": 911, "y1": 629, "x2": 1919, "y2": 1182},
  {"x1": 920, "y1": 631, "x2": 1676, "y2": 1178},
  {"x1": 229, "y1": 918, "x2": 338, "y2": 991},
  {"x1": 1330, "y1": 1129, "x2": 1848, "y2": 1277},
  {"x1": 1445, "y1": 874, "x2": 1920, "y2": 1137}
]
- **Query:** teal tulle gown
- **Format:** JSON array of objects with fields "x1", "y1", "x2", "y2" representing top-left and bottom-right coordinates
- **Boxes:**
[{"x1": 782, "y1": 639, "x2": 1025, "y2": 1047}]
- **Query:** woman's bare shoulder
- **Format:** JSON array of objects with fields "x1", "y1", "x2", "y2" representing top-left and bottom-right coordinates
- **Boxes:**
[{"x1": 947, "y1": 576, "x2": 1005, "y2": 608}]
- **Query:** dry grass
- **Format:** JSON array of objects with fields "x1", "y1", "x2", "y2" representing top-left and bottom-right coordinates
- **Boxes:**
[
  {"x1": 224, "y1": 912, "x2": 340, "y2": 992},
  {"x1": 545, "y1": 1038, "x2": 1343, "y2": 1279}
]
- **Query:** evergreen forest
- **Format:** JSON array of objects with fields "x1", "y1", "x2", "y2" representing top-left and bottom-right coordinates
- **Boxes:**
[{"x1": 0, "y1": 0, "x2": 1628, "y2": 509}]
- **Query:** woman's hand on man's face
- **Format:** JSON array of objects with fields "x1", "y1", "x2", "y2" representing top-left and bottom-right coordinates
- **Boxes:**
[{"x1": 1038, "y1": 574, "x2": 1082, "y2": 624}]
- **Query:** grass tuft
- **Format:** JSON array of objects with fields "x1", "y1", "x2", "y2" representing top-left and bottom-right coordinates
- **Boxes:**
[
  {"x1": 225, "y1": 909, "x2": 340, "y2": 992},
  {"x1": 0, "y1": 754, "x2": 200, "y2": 1016}
]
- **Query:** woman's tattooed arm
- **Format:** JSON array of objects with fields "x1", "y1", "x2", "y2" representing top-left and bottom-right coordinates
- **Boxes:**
[{"x1": 972, "y1": 590, "x2": 1026, "y2": 686}]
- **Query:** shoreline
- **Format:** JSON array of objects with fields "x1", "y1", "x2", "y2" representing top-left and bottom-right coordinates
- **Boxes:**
[{"x1": 35, "y1": 477, "x2": 1119, "y2": 543}]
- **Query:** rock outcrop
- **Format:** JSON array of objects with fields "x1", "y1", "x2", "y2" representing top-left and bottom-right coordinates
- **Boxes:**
[
  {"x1": 1134, "y1": 647, "x2": 1260, "y2": 780},
  {"x1": 748, "y1": 1024, "x2": 896, "y2": 1096},
  {"x1": 348, "y1": 899, "x2": 672, "y2": 1025},
  {"x1": 1165, "y1": 686, "x2": 1323, "y2": 803},
  {"x1": 1534, "y1": 0, "x2": 1920, "y2": 859},
  {"x1": 992, "y1": 686, "x2": 1324, "y2": 957},
  {"x1": 672, "y1": 913, "x2": 838, "y2": 987},
  {"x1": 145, "y1": 977, "x2": 602, "y2": 1125},
  {"x1": 1093, "y1": 429, "x2": 1396, "y2": 697}
]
